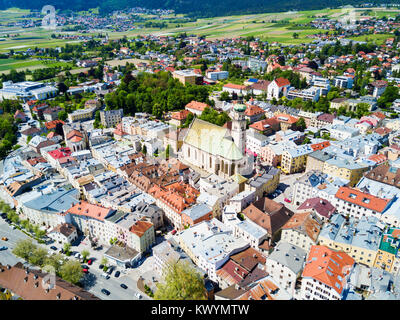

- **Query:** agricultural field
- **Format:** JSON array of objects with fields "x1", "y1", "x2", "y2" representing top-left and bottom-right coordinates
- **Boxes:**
[{"x1": 0, "y1": 6, "x2": 396, "y2": 69}]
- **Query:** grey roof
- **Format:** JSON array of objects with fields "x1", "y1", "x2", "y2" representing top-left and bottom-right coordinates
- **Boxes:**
[
  {"x1": 181, "y1": 203, "x2": 212, "y2": 221},
  {"x1": 268, "y1": 240, "x2": 307, "y2": 274},
  {"x1": 104, "y1": 245, "x2": 140, "y2": 263},
  {"x1": 23, "y1": 188, "x2": 79, "y2": 213}
]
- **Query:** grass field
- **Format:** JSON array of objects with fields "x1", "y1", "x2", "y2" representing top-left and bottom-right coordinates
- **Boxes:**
[{"x1": 0, "y1": 6, "x2": 396, "y2": 66}]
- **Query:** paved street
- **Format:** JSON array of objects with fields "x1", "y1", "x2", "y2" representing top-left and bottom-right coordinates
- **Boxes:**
[
  {"x1": 274, "y1": 172, "x2": 303, "y2": 212},
  {"x1": 0, "y1": 217, "x2": 34, "y2": 267}
]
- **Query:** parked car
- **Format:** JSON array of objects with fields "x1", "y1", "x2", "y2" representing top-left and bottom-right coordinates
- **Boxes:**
[
  {"x1": 82, "y1": 268, "x2": 89, "y2": 274},
  {"x1": 87, "y1": 259, "x2": 93, "y2": 265},
  {"x1": 171, "y1": 229, "x2": 177, "y2": 235},
  {"x1": 101, "y1": 273, "x2": 110, "y2": 279},
  {"x1": 81, "y1": 265, "x2": 89, "y2": 269},
  {"x1": 101, "y1": 289, "x2": 110, "y2": 296},
  {"x1": 135, "y1": 292, "x2": 142, "y2": 299},
  {"x1": 284, "y1": 198, "x2": 291, "y2": 203},
  {"x1": 114, "y1": 271, "x2": 120, "y2": 278},
  {"x1": 120, "y1": 283, "x2": 128, "y2": 289},
  {"x1": 107, "y1": 267, "x2": 114, "y2": 275},
  {"x1": 99, "y1": 264, "x2": 104, "y2": 270},
  {"x1": 1, "y1": 237, "x2": 8, "y2": 241},
  {"x1": 50, "y1": 246, "x2": 57, "y2": 251},
  {"x1": 0, "y1": 246, "x2": 8, "y2": 251}
]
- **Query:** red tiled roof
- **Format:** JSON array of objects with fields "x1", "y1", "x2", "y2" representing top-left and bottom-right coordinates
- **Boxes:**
[
  {"x1": 297, "y1": 198, "x2": 335, "y2": 219},
  {"x1": 185, "y1": 100, "x2": 210, "y2": 112},
  {"x1": 45, "y1": 120, "x2": 64, "y2": 130},
  {"x1": 171, "y1": 109, "x2": 190, "y2": 120},
  {"x1": 245, "y1": 104, "x2": 264, "y2": 117},
  {"x1": 335, "y1": 186, "x2": 391, "y2": 213},
  {"x1": 302, "y1": 245, "x2": 354, "y2": 295},
  {"x1": 66, "y1": 201, "x2": 113, "y2": 222},
  {"x1": 274, "y1": 77, "x2": 290, "y2": 88}
]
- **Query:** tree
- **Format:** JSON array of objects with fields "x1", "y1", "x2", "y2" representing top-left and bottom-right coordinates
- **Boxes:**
[
  {"x1": 81, "y1": 250, "x2": 90, "y2": 262},
  {"x1": 101, "y1": 257, "x2": 108, "y2": 267},
  {"x1": 220, "y1": 91, "x2": 230, "y2": 101},
  {"x1": 355, "y1": 103, "x2": 371, "y2": 118},
  {"x1": 59, "y1": 260, "x2": 83, "y2": 284},
  {"x1": 292, "y1": 32, "x2": 299, "y2": 39},
  {"x1": 295, "y1": 117, "x2": 307, "y2": 132},
  {"x1": 12, "y1": 239, "x2": 36, "y2": 261},
  {"x1": 58, "y1": 110, "x2": 68, "y2": 121},
  {"x1": 63, "y1": 243, "x2": 71, "y2": 254},
  {"x1": 154, "y1": 261, "x2": 207, "y2": 300},
  {"x1": 28, "y1": 247, "x2": 48, "y2": 266},
  {"x1": 142, "y1": 144, "x2": 147, "y2": 155},
  {"x1": 93, "y1": 110, "x2": 101, "y2": 128}
]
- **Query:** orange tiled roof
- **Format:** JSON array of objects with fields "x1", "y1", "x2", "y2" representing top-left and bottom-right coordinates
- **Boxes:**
[
  {"x1": 185, "y1": 100, "x2": 209, "y2": 112},
  {"x1": 45, "y1": 120, "x2": 64, "y2": 130},
  {"x1": 245, "y1": 104, "x2": 264, "y2": 117},
  {"x1": 129, "y1": 220, "x2": 153, "y2": 238},
  {"x1": 302, "y1": 245, "x2": 354, "y2": 295},
  {"x1": 335, "y1": 186, "x2": 391, "y2": 213},
  {"x1": 171, "y1": 109, "x2": 190, "y2": 120},
  {"x1": 66, "y1": 201, "x2": 113, "y2": 222},
  {"x1": 274, "y1": 77, "x2": 290, "y2": 87}
]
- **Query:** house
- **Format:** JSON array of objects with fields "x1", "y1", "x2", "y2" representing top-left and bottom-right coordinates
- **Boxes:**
[
  {"x1": 181, "y1": 203, "x2": 213, "y2": 228},
  {"x1": 14, "y1": 110, "x2": 28, "y2": 122},
  {"x1": 318, "y1": 214, "x2": 383, "y2": 268},
  {"x1": 267, "y1": 78, "x2": 291, "y2": 100},
  {"x1": 184, "y1": 100, "x2": 210, "y2": 116},
  {"x1": 222, "y1": 83, "x2": 250, "y2": 96},
  {"x1": 178, "y1": 219, "x2": 249, "y2": 282},
  {"x1": 299, "y1": 245, "x2": 355, "y2": 300},
  {"x1": 281, "y1": 211, "x2": 322, "y2": 252},
  {"x1": 170, "y1": 109, "x2": 191, "y2": 127},
  {"x1": 296, "y1": 197, "x2": 336, "y2": 222},
  {"x1": 373, "y1": 228, "x2": 400, "y2": 274},
  {"x1": 48, "y1": 223, "x2": 78, "y2": 244},
  {"x1": 242, "y1": 197, "x2": 294, "y2": 246},
  {"x1": 265, "y1": 240, "x2": 307, "y2": 298},
  {"x1": 244, "y1": 104, "x2": 265, "y2": 123},
  {"x1": 0, "y1": 262, "x2": 100, "y2": 300}
]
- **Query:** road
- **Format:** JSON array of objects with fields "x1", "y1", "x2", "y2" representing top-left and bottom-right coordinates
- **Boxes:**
[
  {"x1": 0, "y1": 216, "x2": 34, "y2": 267},
  {"x1": 274, "y1": 172, "x2": 304, "y2": 212}
]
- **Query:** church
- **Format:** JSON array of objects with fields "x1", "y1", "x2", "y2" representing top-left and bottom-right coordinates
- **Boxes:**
[{"x1": 180, "y1": 104, "x2": 249, "y2": 178}]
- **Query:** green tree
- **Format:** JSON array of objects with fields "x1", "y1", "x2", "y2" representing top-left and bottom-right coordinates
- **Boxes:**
[
  {"x1": 142, "y1": 144, "x2": 147, "y2": 155},
  {"x1": 59, "y1": 260, "x2": 83, "y2": 285},
  {"x1": 12, "y1": 239, "x2": 37, "y2": 261},
  {"x1": 101, "y1": 257, "x2": 108, "y2": 266},
  {"x1": 28, "y1": 247, "x2": 49, "y2": 267},
  {"x1": 81, "y1": 250, "x2": 90, "y2": 262},
  {"x1": 63, "y1": 243, "x2": 71, "y2": 254},
  {"x1": 220, "y1": 91, "x2": 230, "y2": 102},
  {"x1": 58, "y1": 110, "x2": 68, "y2": 121},
  {"x1": 154, "y1": 261, "x2": 207, "y2": 300},
  {"x1": 295, "y1": 117, "x2": 307, "y2": 132}
]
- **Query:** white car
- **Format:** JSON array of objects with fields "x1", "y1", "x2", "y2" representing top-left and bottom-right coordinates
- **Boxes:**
[{"x1": 135, "y1": 292, "x2": 142, "y2": 299}]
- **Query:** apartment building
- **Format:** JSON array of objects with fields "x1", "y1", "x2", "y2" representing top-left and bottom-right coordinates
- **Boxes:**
[
  {"x1": 100, "y1": 109, "x2": 123, "y2": 128},
  {"x1": 299, "y1": 245, "x2": 355, "y2": 300},
  {"x1": 318, "y1": 214, "x2": 383, "y2": 268}
]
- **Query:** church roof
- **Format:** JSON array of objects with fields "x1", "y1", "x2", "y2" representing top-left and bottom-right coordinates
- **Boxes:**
[{"x1": 183, "y1": 118, "x2": 243, "y2": 161}]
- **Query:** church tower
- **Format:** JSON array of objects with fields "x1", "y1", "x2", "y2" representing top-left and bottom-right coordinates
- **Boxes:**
[{"x1": 231, "y1": 104, "x2": 247, "y2": 155}]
